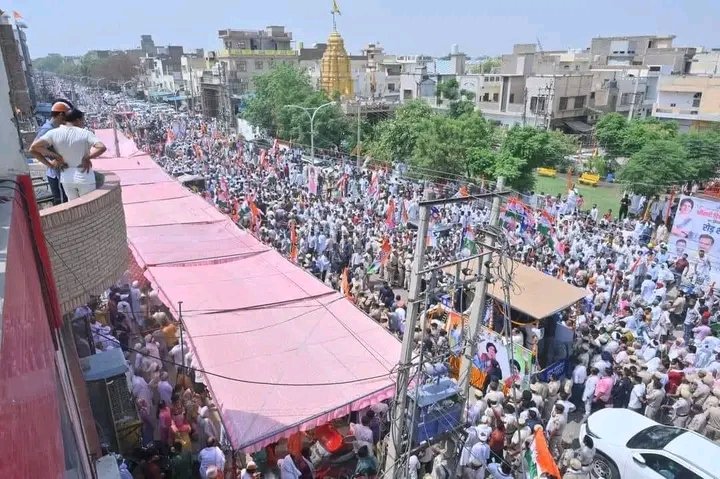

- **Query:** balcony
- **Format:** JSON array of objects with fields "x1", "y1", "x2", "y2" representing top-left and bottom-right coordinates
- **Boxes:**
[
  {"x1": 652, "y1": 104, "x2": 720, "y2": 122},
  {"x1": 218, "y1": 48, "x2": 297, "y2": 58},
  {"x1": 39, "y1": 172, "x2": 128, "y2": 316}
]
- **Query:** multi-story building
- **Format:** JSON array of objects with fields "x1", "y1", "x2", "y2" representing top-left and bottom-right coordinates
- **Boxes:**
[
  {"x1": 181, "y1": 53, "x2": 205, "y2": 109},
  {"x1": 689, "y1": 48, "x2": 720, "y2": 75},
  {"x1": 214, "y1": 26, "x2": 298, "y2": 96},
  {"x1": 589, "y1": 35, "x2": 675, "y2": 67},
  {"x1": 0, "y1": 14, "x2": 34, "y2": 120},
  {"x1": 652, "y1": 74, "x2": 720, "y2": 131},
  {"x1": 1, "y1": 36, "x2": 130, "y2": 477},
  {"x1": 140, "y1": 34, "x2": 156, "y2": 56}
]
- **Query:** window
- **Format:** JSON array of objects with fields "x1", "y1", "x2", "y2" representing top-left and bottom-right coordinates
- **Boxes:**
[
  {"x1": 590, "y1": 91, "x2": 596, "y2": 100},
  {"x1": 621, "y1": 92, "x2": 633, "y2": 105},
  {"x1": 530, "y1": 96, "x2": 538, "y2": 111},
  {"x1": 640, "y1": 453, "x2": 702, "y2": 479},
  {"x1": 237, "y1": 60, "x2": 247, "y2": 72},
  {"x1": 388, "y1": 83, "x2": 395, "y2": 92},
  {"x1": 530, "y1": 96, "x2": 546, "y2": 113},
  {"x1": 403, "y1": 89, "x2": 413, "y2": 100},
  {"x1": 559, "y1": 97, "x2": 568, "y2": 110},
  {"x1": 483, "y1": 93, "x2": 490, "y2": 102},
  {"x1": 670, "y1": 103, "x2": 677, "y2": 107},
  {"x1": 255, "y1": 60, "x2": 263, "y2": 70},
  {"x1": 492, "y1": 93, "x2": 499, "y2": 102},
  {"x1": 509, "y1": 93, "x2": 515, "y2": 103},
  {"x1": 574, "y1": 96, "x2": 586, "y2": 109},
  {"x1": 627, "y1": 426, "x2": 685, "y2": 450},
  {"x1": 692, "y1": 92, "x2": 702, "y2": 108}
]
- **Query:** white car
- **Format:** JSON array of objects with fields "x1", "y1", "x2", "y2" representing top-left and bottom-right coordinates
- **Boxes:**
[{"x1": 579, "y1": 408, "x2": 717, "y2": 479}]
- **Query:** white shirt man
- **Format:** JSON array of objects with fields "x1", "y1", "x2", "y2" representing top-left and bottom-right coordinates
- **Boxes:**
[
  {"x1": 32, "y1": 121, "x2": 106, "y2": 200},
  {"x1": 628, "y1": 380, "x2": 646, "y2": 412}
]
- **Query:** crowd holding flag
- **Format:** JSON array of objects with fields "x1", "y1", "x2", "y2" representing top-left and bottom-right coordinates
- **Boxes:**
[
  {"x1": 367, "y1": 237, "x2": 392, "y2": 274},
  {"x1": 385, "y1": 198, "x2": 396, "y2": 230}
]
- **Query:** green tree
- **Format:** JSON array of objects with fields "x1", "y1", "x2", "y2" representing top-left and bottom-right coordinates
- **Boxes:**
[
  {"x1": 617, "y1": 139, "x2": 689, "y2": 196},
  {"x1": 436, "y1": 78, "x2": 459, "y2": 102},
  {"x1": 680, "y1": 129, "x2": 720, "y2": 181},
  {"x1": 595, "y1": 113, "x2": 628, "y2": 158},
  {"x1": 447, "y1": 99, "x2": 476, "y2": 118},
  {"x1": 366, "y1": 100, "x2": 434, "y2": 162},
  {"x1": 244, "y1": 64, "x2": 349, "y2": 147},
  {"x1": 496, "y1": 126, "x2": 576, "y2": 190},
  {"x1": 412, "y1": 111, "x2": 495, "y2": 176},
  {"x1": 467, "y1": 57, "x2": 501, "y2": 74},
  {"x1": 619, "y1": 118, "x2": 677, "y2": 157}
]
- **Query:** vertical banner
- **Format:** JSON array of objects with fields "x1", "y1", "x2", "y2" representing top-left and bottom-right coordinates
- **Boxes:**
[{"x1": 669, "y1": 195, "x2": 720, "y2": 285}]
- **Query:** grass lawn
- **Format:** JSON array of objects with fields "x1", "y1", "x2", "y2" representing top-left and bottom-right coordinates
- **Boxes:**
[{"x1": 533, "y1": 174, "x2": 624, "y2": 216}]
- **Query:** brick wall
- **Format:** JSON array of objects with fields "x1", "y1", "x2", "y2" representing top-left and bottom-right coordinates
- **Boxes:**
[{"x1": 40, "y1": 172, "x2": 128, "y2": 315}]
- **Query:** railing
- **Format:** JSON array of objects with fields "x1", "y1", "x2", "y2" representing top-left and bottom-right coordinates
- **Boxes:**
[
  {"x1": 218, "y1": 49, "x2": 297, "y2": 58},
  {"x1": 39, "y1": 172, "x2": 128, "y2": 315}
]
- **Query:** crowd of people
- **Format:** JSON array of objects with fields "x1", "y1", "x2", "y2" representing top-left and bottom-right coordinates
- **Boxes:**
[{"x1": 47, "y1": 82, "x2": 720, "y2": 479}]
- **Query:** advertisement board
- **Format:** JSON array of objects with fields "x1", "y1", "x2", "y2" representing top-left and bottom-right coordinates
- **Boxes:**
[{"x1": 669, "y1": 195, "x2": 720, "y2": 285}]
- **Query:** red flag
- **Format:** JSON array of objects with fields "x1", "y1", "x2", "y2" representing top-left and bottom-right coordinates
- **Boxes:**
[
  {"x1": 385, "y1": 198, "x2": 396, "y2": 229},
  {"x1": 368, "y1": 171, "x2": 379, "y2": 199},
  {"x1": 336, "y1": 173, "x2": 348, "y2": 197}
]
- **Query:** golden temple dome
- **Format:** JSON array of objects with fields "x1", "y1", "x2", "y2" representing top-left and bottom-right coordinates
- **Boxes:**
[{"x1": 320, "y1": 30, "x2": 354, "y2": 98}]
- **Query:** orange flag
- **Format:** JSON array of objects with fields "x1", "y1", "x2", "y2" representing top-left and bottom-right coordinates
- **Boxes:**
[
  {"x1": 341, "y1": 267, "x2": 351, "y2": 298},
  {"x1": 459, "y1": 185, "x2": 469, "y2": 197},
  {"x1": 289, "y1": 220, "x2": 298, "y2": 263}
]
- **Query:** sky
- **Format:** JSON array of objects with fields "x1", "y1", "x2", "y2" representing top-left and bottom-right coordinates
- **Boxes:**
[{"x1": 9, "y1": 0, "x2": 720, "y2": 59}]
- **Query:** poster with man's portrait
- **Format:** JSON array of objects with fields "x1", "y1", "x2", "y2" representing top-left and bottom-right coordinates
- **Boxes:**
[{"x1": 472, "y1": 328, "x2": 511, "y2": 382}]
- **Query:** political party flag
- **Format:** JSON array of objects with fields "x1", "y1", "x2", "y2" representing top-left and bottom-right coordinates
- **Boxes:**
[
  {"x1": 332, "y1": 0, "x2": 341, "y2": 14},
  {"x1": 336, "y1": 173, "x2": 348, "y2": 197},
  {"x1": 367, "y1": 237, "x2": 391, "y2": 274},
  {"x1": 341, "y1": 267, "x2": 351, "y2": 298},
  {"x1": 457, "y1": 185, "x2": 469, "y2": 198},
  {"x1": 166, "y1": 128, "x2": 175, "y2": 145},
  {"x1": 386, "y1": 198, "x2": 396, "y2": 230},
  {"x1": 368, "y1": 171, "x2": 380, "y2": 200},
  {"x1": 289, "y1": 220, "x2": 298, "y2": 263},
  {"x1": 401, "y1": 199, "x2": 409, "y2": 225},
  {"x1": 260, "y1": 149, "x2": 268, "y2": 169},
  {"x1": 308, "y1": 167, "x2": 318, "y2": 196},
  {"x1": 524, "y1": 427, "x2": 561, "y2": 479},
  {"x1": 460, "y1": 225, "x2": 478, "y2": 255}
]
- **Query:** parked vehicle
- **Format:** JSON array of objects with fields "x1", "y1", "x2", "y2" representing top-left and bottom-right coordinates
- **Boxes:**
[{"x1": 579, "y1": 408, "x2": 718, "y2": 479}]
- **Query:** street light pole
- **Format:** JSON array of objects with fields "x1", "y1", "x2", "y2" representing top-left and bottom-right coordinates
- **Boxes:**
[{"x1": 283, "y1": 101, "x2": 336, "y2": 165}]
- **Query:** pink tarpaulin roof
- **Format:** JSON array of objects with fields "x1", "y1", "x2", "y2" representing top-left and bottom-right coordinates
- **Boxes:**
[{"x1": 93, "y1": 130, "x2": 400, "y2": 452}]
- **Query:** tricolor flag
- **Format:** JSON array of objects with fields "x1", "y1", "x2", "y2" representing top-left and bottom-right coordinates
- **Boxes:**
[
  {"x1": 523, "y1": 427, "x2": 561, "y2": 479},
  {"x1": 459, "y1": 225, "x2": 478, "y2": 255}
]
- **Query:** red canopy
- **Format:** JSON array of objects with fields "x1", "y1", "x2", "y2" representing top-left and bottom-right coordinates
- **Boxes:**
[{"x1": 94, "y1": 131, "x2": 400, "y2": 451}]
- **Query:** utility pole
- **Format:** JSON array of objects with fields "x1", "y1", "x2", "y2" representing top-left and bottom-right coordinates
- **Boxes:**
[
  {"x1": 102, "y1": 96, "x2": 121, "y2": 157},
  {"x1": 385, "y1": 189, "x2": 434, "y2": 479},
  {"x1": 627, "y1": 68, "x2": 641, "y2": 120},
  {"x1": 458, "y1": 177, "x2": 505, "y2": 408},
  {"x1": 356, "y1": 101, "x2": 362, "y2": 161}
]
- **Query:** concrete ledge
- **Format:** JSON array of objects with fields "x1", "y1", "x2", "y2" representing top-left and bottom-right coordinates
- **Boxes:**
[{"x1": 40, "y1": 172, "x2": 128, "y2": 315}]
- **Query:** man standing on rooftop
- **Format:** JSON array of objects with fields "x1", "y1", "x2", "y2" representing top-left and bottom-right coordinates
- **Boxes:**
[{"x1": 33, "y1": 100, "x2": 73, "y2": 204}]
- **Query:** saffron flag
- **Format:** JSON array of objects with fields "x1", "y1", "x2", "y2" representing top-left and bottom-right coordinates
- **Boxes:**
[
  {"x1": 289, "y1": 220, "x2": 298, "y2": 263},
  {"x1": 524, "y1": 427, "x2": 561, "y2": 479},
  {"x1": 385, "y1": 198, "x2": 396, "y2": 230},
  {"x1": 458, "y1": 185, "x2": 469, "y2": 198},
  {"x1": 260, "y1": 149, "x2": 268, "y2": 169},
  {"x1": 367, "y1": 237, "x2": 392, "y2": 274},
  {"x1": 341, "y1": 267, "x2": 351, "y2": 298}
]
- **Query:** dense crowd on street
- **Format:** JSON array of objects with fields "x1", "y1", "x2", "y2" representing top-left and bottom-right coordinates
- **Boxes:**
[{"x1": 37, "y1": 83, "x2": 720, "y2": 479}]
